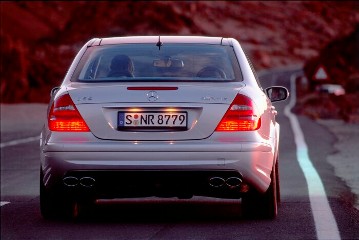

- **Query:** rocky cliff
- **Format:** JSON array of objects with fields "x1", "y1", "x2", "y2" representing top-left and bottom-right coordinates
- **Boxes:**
[
  {"x1": 296, "y1": 25, "x2": 359, "y2": 122},
  {"x1": 1, "y1": 1, "x2": 358, "y2": 102}
]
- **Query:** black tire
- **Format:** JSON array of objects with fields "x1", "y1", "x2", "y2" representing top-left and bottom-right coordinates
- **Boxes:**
[
  {"x1": 242, "y1": 160, "x2": 278, "y2": 219},
  {"x1": 275, "y1": 157, "x2": 281, "y2": 204},
  {"x1": 40, "y1": 169, "x2": 77, "y2": 220}
]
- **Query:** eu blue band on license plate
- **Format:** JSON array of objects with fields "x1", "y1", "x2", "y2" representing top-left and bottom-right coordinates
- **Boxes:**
[
  {"x1": 118, "y1": 111, "x2": 187, "y2": 129},
  {"x1": 118, "y1": 112, "x2": 126, "y2": 127}
]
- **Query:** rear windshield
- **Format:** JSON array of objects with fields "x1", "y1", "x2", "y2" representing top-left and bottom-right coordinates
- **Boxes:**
[{"x1": 75, "y1": 44, "x2": 242, "y2": 82}]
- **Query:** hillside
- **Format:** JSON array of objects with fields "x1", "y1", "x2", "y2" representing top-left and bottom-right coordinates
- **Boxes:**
[
  {"x1": 1, "y1": 1, "x2": 359, "y2": 102},
  {"x1": 295, "y1": 25, "x2": 359, "y2": 122}
]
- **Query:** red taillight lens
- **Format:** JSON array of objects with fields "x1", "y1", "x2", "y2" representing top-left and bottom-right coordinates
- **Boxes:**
[
  {"x1": 215, "y1": 94, "x2": 261, "y2": 131},
  {"x1": 48, "y1": 94, "x2": 90, "y2": 132}
]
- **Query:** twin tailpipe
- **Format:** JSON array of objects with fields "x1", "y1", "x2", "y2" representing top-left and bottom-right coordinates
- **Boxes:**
[
  {"x1": 63, "y1": 176, "x2": 95, "y2": 188},
  {"x1": 208, "y1": 176, "x2": 243, "y2": 189},
  {"x1": 64, "y1": 175, "x2": 245, "y2": 191}
]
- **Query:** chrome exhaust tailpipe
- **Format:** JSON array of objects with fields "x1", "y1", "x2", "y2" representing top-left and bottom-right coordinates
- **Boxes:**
[
  {"x1": 209, "y1": 177, "x2": 225, "y2": 188},
  {"x1": 63, "y1": 176, "x2": 79, "y2": 187},
  {"x1": 79, "y1": 177, "x2": 96, "y2": 188},
  {"x1": 225, "y1": 177, "x2": 242, "y2": 188}
]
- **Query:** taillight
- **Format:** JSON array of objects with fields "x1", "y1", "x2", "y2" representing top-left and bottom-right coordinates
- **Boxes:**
[
  {"x1": 48, "y1": 93, "x2": 90, "y2": 132},
  {"x1": 215, "y1": 94, "x2": 261, "y2": 131}
]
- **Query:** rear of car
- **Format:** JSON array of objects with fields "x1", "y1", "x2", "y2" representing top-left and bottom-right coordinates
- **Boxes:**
[{"x1": 40, "y1": 36, "x2": 288, "y2": 219}]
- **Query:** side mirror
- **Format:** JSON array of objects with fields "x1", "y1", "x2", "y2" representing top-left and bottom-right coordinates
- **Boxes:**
[
  {"x1": 265, "y1": 86, "x2": 289, "y2": 102},
  {"x1": 50, "y1": 87, "x2": 60, "y2": 98}
]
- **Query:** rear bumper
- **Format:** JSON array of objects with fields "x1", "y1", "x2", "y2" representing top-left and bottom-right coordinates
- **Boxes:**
[
  {"x1": 41, "y1": 140, "x2": 275, "y2": 198},
  {"x1": 60, "y1": 170, "x2": 245, "y2": 200}
]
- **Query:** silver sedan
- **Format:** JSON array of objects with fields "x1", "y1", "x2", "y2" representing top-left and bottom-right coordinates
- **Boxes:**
[{"x1": 40, "y1": 36, "x2": 289, "y2": 219}]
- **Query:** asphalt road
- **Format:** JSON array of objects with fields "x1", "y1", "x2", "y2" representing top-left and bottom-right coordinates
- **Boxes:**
[{"x1": 1, "y1": 68, "x2": 359, "y2": 240}]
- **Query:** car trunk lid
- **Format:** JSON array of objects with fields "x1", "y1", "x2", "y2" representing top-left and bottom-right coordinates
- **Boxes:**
[{"x1": 67, "y1": 82, "x2": 244, "y2": 141}]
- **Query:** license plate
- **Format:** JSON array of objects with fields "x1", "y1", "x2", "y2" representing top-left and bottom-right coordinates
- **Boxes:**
[{"x1": 118, "y1": 112, "x2": 187, "y2": 130}]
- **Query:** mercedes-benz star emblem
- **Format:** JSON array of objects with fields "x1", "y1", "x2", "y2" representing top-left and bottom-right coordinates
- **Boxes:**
[{"x1": 147, "y1": 91, "x2": 159, "y2": 102}]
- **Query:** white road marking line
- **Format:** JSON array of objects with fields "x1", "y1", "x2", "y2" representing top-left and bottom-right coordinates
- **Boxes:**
[
  {"x1": 0, "y1": 136, "x2": 40, "y2": 148},
  {"x1": 1, "y1": 201, "x2": 10, "y2": 207},
  {"x1": 284, "y1": 74, "x2": 341, "y2": 240}
]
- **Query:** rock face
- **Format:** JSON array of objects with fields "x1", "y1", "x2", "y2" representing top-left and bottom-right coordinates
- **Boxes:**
[
  {"x1": 304, "y1": 24, "x2": 359, "y2": 92},
  {"x1": 294, "y1": 25, "x2": 359, "y2": 122},
  {"x1": 1, "y1": 1, "x2": 359, "y2": 103}
]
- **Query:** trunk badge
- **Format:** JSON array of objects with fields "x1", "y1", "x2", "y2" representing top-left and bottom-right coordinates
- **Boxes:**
[{"x1": 147, "y1": 91, "x2": 159, "y2": 102}]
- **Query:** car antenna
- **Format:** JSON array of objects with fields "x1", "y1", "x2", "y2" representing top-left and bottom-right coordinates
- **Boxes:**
[
  {"x1": 156, "y1": 36, "x2": 163, "y2": 50},
  {"x1": 220, "y1": 37, "x2": 224, "y2": 45}
]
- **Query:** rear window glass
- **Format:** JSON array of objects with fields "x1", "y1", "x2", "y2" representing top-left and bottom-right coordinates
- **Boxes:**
[{"x1": 75, "y1": 44, "x2": 242, "y2": 82}]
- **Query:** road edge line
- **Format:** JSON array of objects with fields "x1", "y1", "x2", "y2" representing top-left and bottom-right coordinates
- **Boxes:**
[
  {"x1": 0, "y1": 201, "x2": 10, "y2": 207},
  {"x1": 0, "y1": 136, "x2": 40, "y2": 148},
  {"x1": 284, "y1": 74, "x2": 341, "y2": 240}
]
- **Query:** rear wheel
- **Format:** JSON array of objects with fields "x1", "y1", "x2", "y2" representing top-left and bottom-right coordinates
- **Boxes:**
[
  {"x1": 242, "y1": 160, "x2": 278, "y2": 219},
  {"x1": 40, "y1": 169, "x2": 78, "y2": 219},
  {"x1": 275, "y1": 156, "x2": 281, "y2": 204}
]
